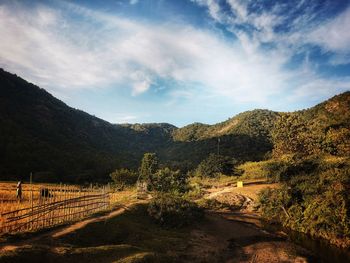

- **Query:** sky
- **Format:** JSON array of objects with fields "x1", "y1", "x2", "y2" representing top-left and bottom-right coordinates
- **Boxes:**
[{"x1": 0, "y1": 0, "x2": 350, "y2": 127}]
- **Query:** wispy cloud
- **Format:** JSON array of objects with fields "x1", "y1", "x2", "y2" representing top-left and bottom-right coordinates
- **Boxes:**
[
  {"x1": 308, "y1": 7, "x2": 350, "y2": 53},
  {"x1": 0, "y1": 0, "x2": 349, "y2": 111},
  {"x1": 129, "y1": 0, "x2": 139, "y2": 5},
  {"x1": 190, "y1": 0, "x2": 350, "y2": 99},
  {"x1": 0, "y1": 1, "x2": 289, "y2": 102},
  {"x1": 193, "y1": 0, "x2": 350, "y2": 56}
]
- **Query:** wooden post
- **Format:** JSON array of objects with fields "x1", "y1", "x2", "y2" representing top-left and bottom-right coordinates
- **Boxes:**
[
  {"x1": 30, "y1": 173, "x2": 33, "y2": 230},
  {"x1": 68, "y1": 186, "x2": 71, "y2": 222},
  {"x1": 64, "y1": 185, "x2": 67, "y2": 222},
  {"x1": 59, "y1": 183, "x2": 62, "y2": 224}
]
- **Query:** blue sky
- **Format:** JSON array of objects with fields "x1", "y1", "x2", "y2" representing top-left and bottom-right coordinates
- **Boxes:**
[{"x1": 0, "y1": 0, "x2": 349, "y2": 127}]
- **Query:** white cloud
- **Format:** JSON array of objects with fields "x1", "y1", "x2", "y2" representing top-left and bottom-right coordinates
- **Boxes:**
[
  {"x1": 0, "y1": 1, "x2": 348, "y2": 108},
  {"x1": 129, "y1": 0, "x2": 139, "y2": 5},
  {"x1": 0, "y1": 2, "x2": 289, "y2": 101},
  {"x1": 130, "y1": 71, "x2": 153, "y2": 96},
  {"x1": 289, "y1": 77, "x2": 350, "y2": 102},
  {"x1": 191, "y1": 0, "x2": 223, "y2": 22},
  {"x1": 115, "y1": 114, "x2": 138, "y2": 123},
  {"x1": 308, "y1": 7, "x2": 350, "y2": 53}
]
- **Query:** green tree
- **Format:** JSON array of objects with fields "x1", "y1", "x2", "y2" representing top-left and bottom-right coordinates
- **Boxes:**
[
  {"x1": 152, "y1": 167, "x2": 188, "y2": 193},
  {"x1": 110, "y1": 168, "x2": 138, "y2": 189},
  {"x1": 196, "y1": 154, "x2": 234, "y2": 178},
  {"x1": 139, "y1": 153, "x2": 159, "y2": 184},
  {"x1": 272, "y1": 114, "x2": 310, "y2": 156}
]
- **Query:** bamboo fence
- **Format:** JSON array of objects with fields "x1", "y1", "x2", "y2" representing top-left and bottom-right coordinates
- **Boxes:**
[{"x1": 0, "y1": 184, "x2": 115, "y2": 235}]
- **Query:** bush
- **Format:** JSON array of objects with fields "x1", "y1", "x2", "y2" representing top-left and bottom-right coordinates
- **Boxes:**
[
  {"x1": 150, "y1": 168, "x2": 189, "y2": 194},
  {"x1": 110, "y1": 168, "x2": 138, "y2": 190},
  {"x1": 258, "y1": 160, "x2": 350, "y2": 248},
  {"x1": 196, "y1": 154, "x2": 236, "y2": 178},
  {"x1": 148, "y1": 193, "x2": 204, "y2": 227},
  {"x1": 183, "y1": 183, "x2": 204, "y2": 200}
]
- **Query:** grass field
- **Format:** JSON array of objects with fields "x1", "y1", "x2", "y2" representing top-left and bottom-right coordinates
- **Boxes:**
[{"x1": 0, "y1": 182, "x2": 132, "y2": 235}]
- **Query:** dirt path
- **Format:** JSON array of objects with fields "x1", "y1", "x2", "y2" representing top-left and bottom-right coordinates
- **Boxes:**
[
  {"x1": 205, "y1": 185, "x2": 237, "y2": 199},
  {"x1": 0, "y1": 200, "x2": 144, "y2": 253},
  {"x1": 185, "y1": 181, "x2": 314, "y2": 262},
  {"x1": 186, "y1": 212, "x2": 312, "y2": 263}
]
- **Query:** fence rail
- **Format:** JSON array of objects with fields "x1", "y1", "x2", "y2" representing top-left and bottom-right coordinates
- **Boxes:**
[{"x1": 0, "y1": 184, "x2": 114, "y2": 235}]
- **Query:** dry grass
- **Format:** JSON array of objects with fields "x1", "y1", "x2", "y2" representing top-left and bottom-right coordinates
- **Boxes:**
[{"x1": 0, "y1": 182, "x2": 135, "y2": 235}]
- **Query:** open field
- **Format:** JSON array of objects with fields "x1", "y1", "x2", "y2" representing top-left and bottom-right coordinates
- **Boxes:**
[{"x1": 0, "y1": 182, "x2": 132, "y2": 236}]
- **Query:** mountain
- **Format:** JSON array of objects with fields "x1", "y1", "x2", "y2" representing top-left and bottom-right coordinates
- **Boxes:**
[
  {"x1": 1, "y1": 68, "x2": 348, "y2": 182},
  {"x1": 0, "y1": 69, "x2": 175, "y2": 182},
  {"x1": 173, "y1": 109, "x2": 279, "y2": 142},
  {"x1": 272, "y1": 91, "x2": 350, "y2": 156}
]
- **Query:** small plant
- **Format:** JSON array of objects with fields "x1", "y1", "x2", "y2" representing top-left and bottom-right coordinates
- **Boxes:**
[{"x1": 148, "y1": 193, "x2": 204, "y2": 227}]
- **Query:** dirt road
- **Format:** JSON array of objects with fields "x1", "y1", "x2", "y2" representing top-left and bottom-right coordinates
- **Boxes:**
[{"x1": 184, "y1": 181, "x2": 314, "y2": 262}]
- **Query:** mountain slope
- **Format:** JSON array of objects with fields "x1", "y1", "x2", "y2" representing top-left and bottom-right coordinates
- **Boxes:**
[
  {"x1": 0, "y1": 69, "x2": 175, "y2": 182},
  {"x1": 1, "y1": 68, "x2": 348, "y2": 182},
  {"x1": 272, "y1": 91, "x2": 350, "y2": 156},
  {"x1": 173, "y1": 109, "x2": 279, "y2": 142}
]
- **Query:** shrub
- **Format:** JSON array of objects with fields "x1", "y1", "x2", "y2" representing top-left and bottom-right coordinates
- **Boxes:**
[
  {"x1": 151, "y1": 168, "x2": 189, "y2": 194},
  {"x1": 258, "y1": 161, "x2": 350, "y2": 247},
  {"x1": 147, "y1": 193, "x2": 204, "y2": 227},
  {"x1": 183, "y1": 183, "x2": 204, "y2": 200},
  {"x1": 196, "y1": 154, "x2": 235, "y2": 178},
  {"x1": 110, "y1": 168, "x2": 138, "y2": 190}
]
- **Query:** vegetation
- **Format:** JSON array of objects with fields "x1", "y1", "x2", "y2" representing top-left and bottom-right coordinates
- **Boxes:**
[
  {"x1": 137, "y1": 153, "x2": 204, "y2": 228},
  {"x1": 148, "y1": 194, "x2": 203, "y2": 227},
  {"x1": 0, "y1": 69, "x2": 280, "y2": 182},
  {"x1": 139, "y1": 153, "x2": 159, "y2": 187},
  {"x1": 195, "y1": 154, "x2": 238, "y2": 178},
  {"x1": 151, "y1": 168, "x2": 189, "y2": 194},
  {"x1": 258, "y1": 156, "x2": 350, "y2": 247},
  {"x1": 172, "y1": 109, "x2": 279, "y2": 142},
  {"x1": 272, "y1": 92, "x2": 350, "y2": 157},
  {"x1": 110, "y1": 168, "x2": 138, "y2": 190},
  {"x1": 233, "y1": 92, "x2": 350, "y2": 248},
  {"x1": 1, "y1": 68, "x2": 350, "y2": 249}
]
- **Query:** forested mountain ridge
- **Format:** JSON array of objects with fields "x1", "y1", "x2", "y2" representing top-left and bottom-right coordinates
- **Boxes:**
[
  {"x1": 0, "y1": 69, "x2": 175, "y2": 182},
  {"x1": 1, "y1": 68, "x2": 348, "y2": 182},
  {"x1": 272, "y1": 91, "x2": 350, "y2": 157},
  {"x1": 173, "y1": 109, "x2": 279, "y2": 142}
]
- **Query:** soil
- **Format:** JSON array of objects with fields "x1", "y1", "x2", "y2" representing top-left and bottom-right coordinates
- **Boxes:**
[
  {"x1": 0, "y1": 200, "x2": 144, "y2": 253},
  {"x1": 183, "y1": 181, "x2": 314, "y2": 262}
]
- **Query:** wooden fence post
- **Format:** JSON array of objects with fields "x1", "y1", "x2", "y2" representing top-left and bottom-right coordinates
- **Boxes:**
[{"x1": 30, "y1": 173, "x2": 33, "y2": 230}]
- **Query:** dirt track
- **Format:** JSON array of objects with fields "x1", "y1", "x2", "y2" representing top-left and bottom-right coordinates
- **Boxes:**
[
  {"x1": 185, "y1": 181, "x2": 313, "y2": 262},
  {"x1": 0, "y1": 200, "x2": 144, "y2": 253}
]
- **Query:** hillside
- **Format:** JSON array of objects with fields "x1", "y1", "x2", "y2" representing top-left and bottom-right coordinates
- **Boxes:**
[
  {"x1": 272, "y1": 91, "x2": 350, "y2": 156},
  {"x1": 173, "y1": 109, "x2": 279, "y2": 142},
  {"x1": 0, "y1": 69, "x2": 175, "y2": 182},
  {"x1": 1, "y1": 68, "x2": 349, "y2": 182}
]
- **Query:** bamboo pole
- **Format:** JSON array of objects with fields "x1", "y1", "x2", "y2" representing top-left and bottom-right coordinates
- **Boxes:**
[
  {"x1": 30, "y1": 173, "x2": 33, "y2": 230},
  {"x1": 64, "y1": 185, "x2": 67, "y2": 222}
]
